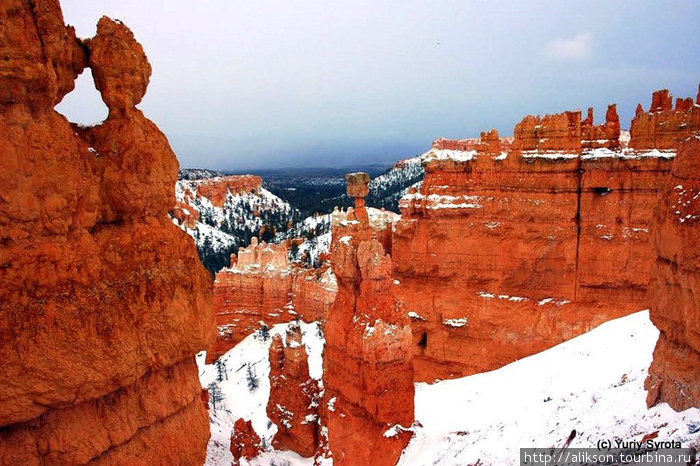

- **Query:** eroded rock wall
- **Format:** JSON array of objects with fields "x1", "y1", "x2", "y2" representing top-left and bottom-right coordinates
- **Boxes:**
[
  {"x1": 630, "y1": 89, "x2": 700, "y2": 150},
  {"x1": 393, "y1": 93, "x2": 695, "y2": 381},
  {"x1": 184, "y1": 175, "x2": 263, "y2": 207},
  {"x1": 207, "y1": 239, "x2": 336, "y2": 363},
  {"x1": 645, "y1": 134, "x2": 700, "y2": 411},
  {"x1": 0, "y1": 2, "x2": 214, "y2": 463}
]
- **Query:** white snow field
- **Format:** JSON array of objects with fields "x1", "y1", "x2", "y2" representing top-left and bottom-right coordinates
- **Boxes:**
[
  {"x1": 397, "y1": 310, "x2": 700, "y2": 465},
  {"x1": 200, "y1": 311, "x2": 700, "y2": 466}
]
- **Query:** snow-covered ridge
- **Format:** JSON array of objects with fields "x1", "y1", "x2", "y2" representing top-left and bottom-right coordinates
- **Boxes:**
[
  {"x1": 366, "y1": 155, "x2": 425, "y2": 212},
  {"x1": 398, "y1": 310, "x2": 700, "y2": 465},
  {"x1": 172, "y1": 177, "x2": 298, "y2": 273}
]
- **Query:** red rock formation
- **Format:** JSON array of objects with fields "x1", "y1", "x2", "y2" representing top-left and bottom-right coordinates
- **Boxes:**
[
  {"x1": 171, "y1": 200, "x2": 200, "y2": 229},
  {"x1": 321, "y1": 173, "x2": 414, "y2": 466},
  {"x1": 581, "y1": 104, "x2": 621, "y2": 150},
  {"x1": 0, "y1": 2, "x2": 214, "y2": 463},
  {"x1": 512, "y1": 111, "x2": 582, "y2": 153},
  {"x1": 183, "y1": 175, "x2": 263, "y2": 207},
  {"x1": 645, "y1": 134, "x2": 700, "y2": 411},
  {"x1": 629, "y1": 88, "x2": 700, "y2": 150},
  {"x1": 394, "y1": 99, "x2": 683, "y2": 381},
  {"x1": 267, "y1": 323, "x2": 321, "y2": 457},
  {"x1": 207, "y1": 239, "x2": 336, "y2": 362},
  {"x1": 433, "y1": 130, "x2": 512, "y2": 155},
  {"x1": 230, "y1": 418, "x2": 263, "y2": 464}
]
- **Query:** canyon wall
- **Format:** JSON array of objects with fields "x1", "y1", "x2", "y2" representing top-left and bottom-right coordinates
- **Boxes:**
[
  {"x1": 207, "y1": 238, "x2": 336, "y2": 362},
  {"x1": 394, "y1": 90, "x2": 697, "y2": 381},
  {"x1": 321, "y1": 174, "x2": 414, "y2": 466},
  {"x1": 0, "y1": 2, "x2": 214, "y2": 464},
  {"x1": 181, "y1": 175, "x2": 263, "y2": 208},
  {"x1": 645, "y1": 134, "x2": 700, "y2": 411}
]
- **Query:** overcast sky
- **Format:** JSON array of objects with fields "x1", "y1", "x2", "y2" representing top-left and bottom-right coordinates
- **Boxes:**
[{"x1": 56, "y1": 1, "x2": 700, "y2": 171}]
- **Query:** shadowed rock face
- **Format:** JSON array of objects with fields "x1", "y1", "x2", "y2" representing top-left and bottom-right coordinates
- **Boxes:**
[
  {"x1": 645, "y1": 134, "x2": 700, "y2": 411},
  {"x1": 0, "y1": 1, "x2": 214, "y2": 463}
]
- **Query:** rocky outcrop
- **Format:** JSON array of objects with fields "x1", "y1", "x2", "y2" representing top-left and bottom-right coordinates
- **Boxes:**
[
  {"x1": 645, "y1": 134, "x2": 700, "y2": 411},
  {"x1": 581, "y1": 104, "x2": 621, "y2": 150},
  {"x1": 512, "y1": 111, "x2": 582, "y2": 153},
  {"x1": 267, "y1": 323, "x2": 321, "y2": 457},
  {"x1": 230, "y1": 418, "x2": 263, "y2": 464},
  {"x1": 393, "y1": 91, "x2": 697, "y2": 381},
  {"x1": 432, "y1": 129, "x2": 512, "y2": 155},
  {"x1": 0, "y1": 2, "x2": 214, "y2": 463},
  {"x1": 321, "y1": 174, "x2": 414, "y2": 466},
  {"x1": 207, "y1": 238, "x2": 336, "y2": 362},
  {"x1": 629, "y1": 89, "x2": 700, "y2": 150},
  {"x1": 183, "y1": 175, "x2": 263, "y2": 207}
]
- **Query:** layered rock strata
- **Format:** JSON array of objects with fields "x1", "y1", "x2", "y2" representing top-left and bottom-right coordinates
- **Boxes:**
[
  {"x1": 394, "y1": 90, "x2": 696, "y2": 381},
  {"x1": 630, "y1": 88, "x2": 700, "y2": 150},
  {"x1": 267, "y1": 323, "x2": 321, "y2": 456},
  {"x1": 0, "y1": 2, "x2": 214, "y2": 463},
  {"x1": 321, "y1": 173, "x2": 414, "y2": 466},
  {"x1": 645, "y1": 134, "x2": 700, "y2": 411},
  {"x1": 207, "y1": 238, "x2": 336, "y2": 362}
]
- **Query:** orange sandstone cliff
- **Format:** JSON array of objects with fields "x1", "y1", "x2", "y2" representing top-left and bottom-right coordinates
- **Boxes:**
[
  {"x1": 207, "y1": 238, "x2": 336, "y2": 362},
  {"x1": 0, "y1": 2, "x2": 214, "y2": 464},
  {"x1": 630, "y1": 88, "x2": 700, "y2": 150},
  {"x1": 645, "y1": 134, "x2": 700, "y2": 411},
  {"x1": 320, "y1": 173, "x2": 414, "y2": 466},
  {"x1": 394, "y1": 91, "x2": 696, "y2": 381}
]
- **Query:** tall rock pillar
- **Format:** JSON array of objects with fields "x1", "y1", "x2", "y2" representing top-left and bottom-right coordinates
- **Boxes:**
[{"x1": 320, "y1": 173, "x2": 414, "y2": 465}]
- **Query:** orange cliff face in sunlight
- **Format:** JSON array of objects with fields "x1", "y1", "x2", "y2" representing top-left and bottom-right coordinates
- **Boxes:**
[
  {"x1": 206, "y1": 237, "x2": 336, "y2": 363},
  {"x1": 0, "y1": 2, "x2": 214, "y2": 464},
  {"x1": 645, "y1": 134, "x2": 700, "y2": 411},
  {"x1": 392, "y1": 91, "x2": 697, "y2": 382},
  {"x1": 320, "y1": 173, "x2": 414, "y2": 466}
]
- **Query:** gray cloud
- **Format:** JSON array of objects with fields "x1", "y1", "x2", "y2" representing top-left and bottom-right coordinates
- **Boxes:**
[{"x1": 55, "y1": 0, "x2": 700, "y2": 171}]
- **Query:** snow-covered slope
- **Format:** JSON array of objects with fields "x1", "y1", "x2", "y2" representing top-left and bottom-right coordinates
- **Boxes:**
[
  {"x1": 173, "y1": 177, "x2": 299, "y2": 273},
  {"x1": 398, "y1": 310, "x2": 700, "y2": 465},
  {"x1": 366, "y1": 155, "x2": 424, "y2": 212},
  {"x1": 198, "y1": 321, "x2": 324, "y2": 466},
  {"x1": 199, "y1": 310, "x2": 699, "y2": 465}
]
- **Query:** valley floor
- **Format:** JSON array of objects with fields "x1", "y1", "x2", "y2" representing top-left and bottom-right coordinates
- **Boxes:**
[{"x1": 199, "y1": 310, "x2": 700, "y2": 465}]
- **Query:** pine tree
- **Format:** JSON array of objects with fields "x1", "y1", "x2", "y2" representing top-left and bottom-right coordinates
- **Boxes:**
[
  {"x1": 215, "y1": 359, "x2": 227, "y2": 382},
  {"x1": 246, "y1": 364, "x2": 259, "y2": 391},
  {"x1": 208, "y1": 382, "x2": 224, "y2": 410}
]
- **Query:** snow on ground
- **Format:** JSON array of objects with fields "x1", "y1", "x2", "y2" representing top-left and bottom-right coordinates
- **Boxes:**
[
  {"x1": 199, "y1": 310, "x2": 698, "y2": 466},
  {"x1": 198, "y1": 321, "x2": 324, "y2": 466},
  {"x1": 398, "y1": 310, "x2": 700, "y2": 466}
]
